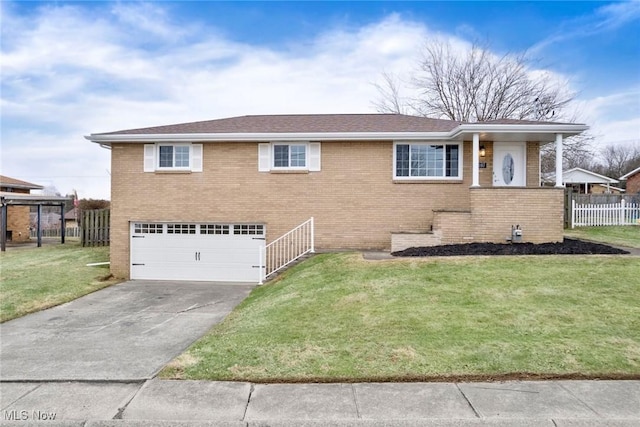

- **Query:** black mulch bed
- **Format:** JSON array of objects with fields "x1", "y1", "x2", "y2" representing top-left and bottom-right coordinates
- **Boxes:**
[{"x1": 392, "y1": 238, "x2": 630, "y2": 257}]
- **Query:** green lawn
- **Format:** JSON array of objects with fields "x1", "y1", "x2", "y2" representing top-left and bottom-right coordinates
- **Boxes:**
[
  {"x1": 161, "y1": 252, "x2": 640, "y2": 382},
  {"x1": 0, "y1": 243, "x2": 118, "y2": 322},
  {"x1": 565, "y1": 226, "x2": 640, "y2": 249}
]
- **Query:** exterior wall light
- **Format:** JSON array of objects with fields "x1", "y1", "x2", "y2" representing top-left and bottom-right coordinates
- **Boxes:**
[{"x1": 479, "y1": 145, "x2": 486, "y2": 157}]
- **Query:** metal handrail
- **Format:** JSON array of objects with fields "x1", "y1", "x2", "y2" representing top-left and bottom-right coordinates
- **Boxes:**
[{"x1": 259, "y1": 217, "x2": 314, "y2": 284}]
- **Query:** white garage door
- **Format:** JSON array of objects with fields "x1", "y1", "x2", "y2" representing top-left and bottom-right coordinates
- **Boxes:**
[{"x1": 130, "y1": 222, "x2": 265, "y2": 282}]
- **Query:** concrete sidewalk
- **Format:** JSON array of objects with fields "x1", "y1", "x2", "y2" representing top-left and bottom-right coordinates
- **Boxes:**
[{"x1": 1, "y1": 379, "x2": 639, "y2": 426}]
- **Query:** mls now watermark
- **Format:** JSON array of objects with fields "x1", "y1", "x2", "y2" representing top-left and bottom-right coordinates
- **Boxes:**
[{"x1": 3, "y1": 409, "x2": 57, "y2": 421}]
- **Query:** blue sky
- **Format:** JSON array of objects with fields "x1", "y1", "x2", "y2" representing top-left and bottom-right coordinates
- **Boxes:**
[{"x1": 1, "y1": 1, "x2": 639, "y2": 199}]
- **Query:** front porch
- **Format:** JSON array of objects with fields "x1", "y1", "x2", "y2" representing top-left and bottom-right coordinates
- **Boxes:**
[{"x1": 391, "y1": 131, "x2": 567, "y2": 251}]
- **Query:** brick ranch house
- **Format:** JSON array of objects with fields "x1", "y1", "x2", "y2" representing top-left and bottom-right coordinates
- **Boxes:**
[
  {"x1": 620, "y1": 166, "x2": 640, "y2": 195},
  {"x1": 86, "y1": 114, "x2": 587, "y2": 283},
  {"x1": 0, "y1": 175, "x2": 43, "y2": 242}
]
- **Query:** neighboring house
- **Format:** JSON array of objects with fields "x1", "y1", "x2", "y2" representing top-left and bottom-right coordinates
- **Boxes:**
[
  {"x1": 561, "y1": 168, "x2": 620, "y2": 194},
  {"x1": 0, "y1": 175, "x2": 43, "y2": 242},
  {"x1": 61, "y1": 207, "x2": 79, "y2": 228},
  {"x1": 30, "y1": 212, "x2": 64, "y2": 230},
  {"x1": 591, "y1": 184, "x2": 625, "y2": 195},
  {"x1": 620, "y1": 166, "x2": 640, "y2": 195},
  {"x1": 86, "y1": 114, "x2": 587, "y2": 282}
]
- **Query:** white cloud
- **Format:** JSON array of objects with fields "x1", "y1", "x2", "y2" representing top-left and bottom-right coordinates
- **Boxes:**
[{"x1": 1, "y1": 3, "x2": 637, "y2": 199}]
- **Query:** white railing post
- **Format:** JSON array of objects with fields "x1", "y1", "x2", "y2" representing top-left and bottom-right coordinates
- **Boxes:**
[
  {"x1": 310, "y1": 216, "x2": 315, "y2": 253},
  {"x1": 571, "y1": 199, "x2": 576, "y2": 229},
  {"x1": 262, "y1": 217, "x2": 315, "y2": 281},
  {"x1": 620, "y1": 199, "x2": 626, "y2": 225}
]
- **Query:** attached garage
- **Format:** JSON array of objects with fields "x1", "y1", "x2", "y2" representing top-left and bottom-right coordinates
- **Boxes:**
[{"x1": 130, "y1": 222, "x2": 265, "y2": 283}]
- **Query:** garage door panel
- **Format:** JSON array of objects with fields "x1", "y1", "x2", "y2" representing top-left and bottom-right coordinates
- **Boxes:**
[{"x1": 130, "y1": 222, "x2": 265, "y2": 283}]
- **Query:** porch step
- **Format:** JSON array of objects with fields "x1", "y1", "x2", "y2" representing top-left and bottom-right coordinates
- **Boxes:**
[{"x1": 391, "y1": 230, "x2": 442, "y2": 252}]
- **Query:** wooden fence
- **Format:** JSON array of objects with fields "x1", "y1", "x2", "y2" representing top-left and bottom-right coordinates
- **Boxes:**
[
  {"x1": 571, "y1": 199, "x2": 640, "y2": 228},
  {"x1": 81, "y1": 209, "x2": 110, "y2": 247}
]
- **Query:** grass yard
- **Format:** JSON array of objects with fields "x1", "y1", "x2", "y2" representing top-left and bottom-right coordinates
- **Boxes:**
[
  {"x1": 161, "y1": 252, "x2": 640, "y2": 382},
  {"x1": 0, "y1": 243, "x2": 118, "y2": 322},
  {"x1": 565, "y1": 226, "x2": 640, "y2": 249}
]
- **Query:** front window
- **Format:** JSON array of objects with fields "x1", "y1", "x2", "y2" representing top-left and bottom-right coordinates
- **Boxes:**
[
  {"x1": 159, "y1": 144, "x2": 190, "y2": 169},
  {"x1": 394, "y1": 143, "x2": 462, "y2": 179},
  {"x1": 273, "y1": 144, "x2": 306, "y2": 169}
]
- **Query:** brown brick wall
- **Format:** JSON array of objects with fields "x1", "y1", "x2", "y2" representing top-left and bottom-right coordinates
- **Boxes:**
[
  {"x1": 109, "y1": 140, "x2": 553, "y2": 278},
  {"x1": 626, "y1": 172, "x2": 640, "y2": 195},
  {"x1": 469, "y1": 187, "x2": 564, "y2": 244},
  {"x1": 433, "y1": 210, "x2": 473, "y2": 244},
  {"x1": 6, "y1": 206, "x2": 31, "y2": 242}
]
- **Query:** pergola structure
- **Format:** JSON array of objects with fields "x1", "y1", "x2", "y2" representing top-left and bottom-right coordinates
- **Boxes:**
[{"x1": 0, "y1": 193, "x2": 71, "y2": 252}]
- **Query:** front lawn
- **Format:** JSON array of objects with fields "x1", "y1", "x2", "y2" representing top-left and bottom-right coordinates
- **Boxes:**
[
  {"x1": 565, "y1": 226, "x2": 640, "y2": 249},
  {"x1": 161, "y1": 252, "x2": 640, "y2": 382},
  {"x1": 0, "y1": 243, "x2": 118, "y2": 322}
]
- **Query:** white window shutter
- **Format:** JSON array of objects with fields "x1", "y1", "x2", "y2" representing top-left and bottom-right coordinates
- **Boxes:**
[
  {"x1": 191, "y1": 144, "x2": 203, "y2": 172},
  {"x1": 309, "y1": 142, "x2": 321, "y2": 171},
  {"x1": 143, "y1": 144, "x2": 156, "y2": 172},
  {"x1": 258, "y1": 143, "x2": 271, "y2": 172}
]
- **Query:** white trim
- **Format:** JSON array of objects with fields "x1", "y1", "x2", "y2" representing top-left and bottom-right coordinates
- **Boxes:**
[
  {"x1": 620, "y1": 166, "x2": 640, "y2": 180},
  {"x1": 555, "y1": 133, "x2": 563, "y2": 188},
  {"x1": 86, "y1": 123, "x2": 589, "y2": 145},
  {"x1": 393, "y1": 141, "x2": 463, "y2": 181},
  {"x1": 471, "y1": 133, "x2": 480, "y2": 187},
  {"x1": 143, "y1": 143, "x2": 201, "y2": 172},
  {"x1": 309, "y1": 142, "x2": 321, "y2": 172},
  {"x1": 156, "y1": 143, "x2": 192, "y2": 171},
  {"x1": 563, "y1": 167, "x2": 619, "y2": 184},
  {"x1": 271, "y1": 142, "x2": 309, "y2": 170},
  {"x1": 258, "y1": 142, "x2": 321, "y2": 172},
  {"x1": 258, "y1": 143, "x2": 271, "y2": 172}
]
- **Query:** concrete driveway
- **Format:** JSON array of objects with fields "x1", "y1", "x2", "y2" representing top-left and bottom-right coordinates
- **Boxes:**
[{"x1": 0, "y1": 280, "x2": 254, "y2": 381}]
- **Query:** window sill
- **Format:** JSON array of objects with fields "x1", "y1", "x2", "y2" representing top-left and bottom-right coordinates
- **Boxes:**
[
  {"x1": 269, "y1": 170, "x2": 310, "y2": 174},
  {"x1": 393, "y1": 179, "x2": 463, "y2": 184},
  {"x1": 154, "y1": 170, "x2": 193, "y2": 174}
]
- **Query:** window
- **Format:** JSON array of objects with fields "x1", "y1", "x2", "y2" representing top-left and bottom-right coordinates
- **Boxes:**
[
  {"x1": 273, "y1": 144, "x2": 306, "y2": 169},
  {"x1": 158, "y1": 144, "x2": 190, "y2": 169},
  {"x1": 394, "y1": 142, "x2": 462, "y2": 180},
  {"x1": 234, "y1": 224, "x2": 264, "y2": 235},
  {"x1": 134, "y1": 223, "x2": 163, "y2": 234},
  {"x1": 200, "y1": 224, "x2": 230, "y2": 235},
  {"x1": 167, "y1": 223, "x2": 196, "y2": 234},
  {"x1": 258, "y1": 142, "x2": 321, "y2": 172},
  {"x1": 144, "y1": 143, "x2": 203, "y2": 172}
]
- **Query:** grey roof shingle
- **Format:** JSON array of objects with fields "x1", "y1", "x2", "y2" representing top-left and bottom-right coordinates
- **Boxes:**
[
  {"x1": 97, "y1": 114, "x2": 465, "y2": 135},
  {"x1": 0, "y1": 175, "x2": 43, "y2": 190}
]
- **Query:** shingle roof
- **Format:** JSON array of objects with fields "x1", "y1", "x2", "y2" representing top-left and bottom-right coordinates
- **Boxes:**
[
  {"x1": 97, "y1": 114, "x2": 465, "y2": 135},
  {"x1": 0, "y1": 175, "x2": 43, "y2": 190}
]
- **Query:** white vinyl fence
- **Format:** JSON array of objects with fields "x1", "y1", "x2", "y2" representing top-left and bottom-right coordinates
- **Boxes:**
[{"x1": 571, "y1": 199, "x2": 640, "y2": 228}]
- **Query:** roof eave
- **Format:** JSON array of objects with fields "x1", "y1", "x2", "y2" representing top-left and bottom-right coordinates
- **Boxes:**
[
  {"x1": 85, "y1": 131, "x2": 454, "y2": 144},
  {"x1": 86, "y1": 123, "x2": 589, "y2": 145},
  {"x1": 453, "y1": 123, "x2": 589, "y2": 136},
  {"x1": 620, "y1": 166, "x2": 640, "y2": 180}
]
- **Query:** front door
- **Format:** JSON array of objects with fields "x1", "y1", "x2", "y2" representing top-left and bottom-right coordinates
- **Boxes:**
[{"x1": 493, "y1": 143, "x2": 527, "y2": 187}]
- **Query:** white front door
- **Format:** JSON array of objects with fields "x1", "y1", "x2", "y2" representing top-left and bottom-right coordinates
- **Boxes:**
[{"x1": 493, "y1": 143, "x2": 527, "y2": 186}]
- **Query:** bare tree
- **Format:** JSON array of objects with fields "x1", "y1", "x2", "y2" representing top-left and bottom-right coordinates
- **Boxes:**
[
  {"x1": 374, "y1": 40, "x2": 574, "y2": 122},
  {"x1": 592, "y1": 142, "x2": 640, "y2": 181},
  {"x1": 371, "y1": 71, "x2": 408, "y2": 114}
]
